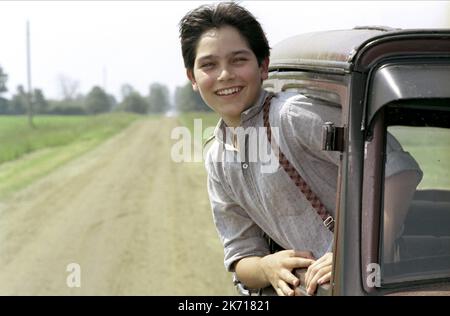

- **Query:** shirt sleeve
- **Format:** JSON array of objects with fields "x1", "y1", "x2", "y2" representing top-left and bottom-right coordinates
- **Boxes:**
[
  {"x1": 282, "y1": 94, "x2": 422, "y2": 181},
  {"x1": 205, "y1": 153, "x2": 270, "y2": 272},
  {"x1": 282, "y1": 94, "x2": 341, "y2": 166},
  {"x1": 385, "y1": 132, "x2": 423, "y2": 180}
]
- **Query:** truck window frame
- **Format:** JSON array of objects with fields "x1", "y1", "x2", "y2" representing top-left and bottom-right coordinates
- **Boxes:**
[{"x1": 361, "y1": 60, "x2": 450, "y2": 294}]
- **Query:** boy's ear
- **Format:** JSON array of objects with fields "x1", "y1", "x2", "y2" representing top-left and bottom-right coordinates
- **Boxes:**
[
  {"x1": 260, "y1": 57, "x2": 270, "y2": 81},
  {"x1": 186, "y1": 69, "x2": 199, "y2": 92}
]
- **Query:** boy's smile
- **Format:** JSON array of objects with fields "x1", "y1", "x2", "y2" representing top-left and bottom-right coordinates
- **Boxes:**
[
  {"x1": 215, "y1": 86, "x2": 243, "y2": 97},
  {"x1": 188, "y1": 26, "x2": 269, "y2": 127}
]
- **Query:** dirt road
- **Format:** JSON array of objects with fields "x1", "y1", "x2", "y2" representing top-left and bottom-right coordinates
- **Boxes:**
[{"x1": 0, "y1": 118, "x2": 236, "y2": 295}]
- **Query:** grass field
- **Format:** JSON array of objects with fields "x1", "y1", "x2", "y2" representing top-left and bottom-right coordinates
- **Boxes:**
[
  {"x1": 0, "y1": 113, "x2": 141, "y2": 197},
  {"x1": 389, "y1": 126, "x2": 450, "y2": 190},
  {"x1": 0, "y1": 114, "x2": 140, "y2": 164},
  {"x1": 176, "y1": 111, "x2": 220, "y2": 140}
]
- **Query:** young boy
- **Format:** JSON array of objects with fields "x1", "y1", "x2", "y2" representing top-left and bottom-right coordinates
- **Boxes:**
[{"x1": 178, "y1": 2, "x2": 422, "y2": 296}]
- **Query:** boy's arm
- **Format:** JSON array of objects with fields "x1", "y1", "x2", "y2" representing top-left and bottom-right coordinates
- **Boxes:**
[
  {"x1": 383, "y1": 133, "x2": 423, "y2": 262},
  {"x1": 205, "y1": 153, "x2": 271, "y2": 272},
  {"x1": 234, "y1": 256, "x2": 269, "y2": 290},
  {"x1": 206, "y1": 153, "x2": 314, "y2": 295}
]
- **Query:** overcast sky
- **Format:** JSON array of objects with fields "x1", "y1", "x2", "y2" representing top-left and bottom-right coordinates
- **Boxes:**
[{"x1": 0, "y1": 1, "x2": 449, "y2": 102}]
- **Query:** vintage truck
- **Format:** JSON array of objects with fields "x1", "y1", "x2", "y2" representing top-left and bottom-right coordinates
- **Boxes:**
[{"x1": 263, "y1": 26, "x2": 450, "y2": 295}]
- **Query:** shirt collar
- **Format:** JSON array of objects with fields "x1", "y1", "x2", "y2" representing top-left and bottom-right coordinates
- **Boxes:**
[
  {"x1": 213, "y1": 89, "x2": 269, "y2": 147},
  {"x1": 240, "y1": 89, "x2": 268, "y2": 124}
]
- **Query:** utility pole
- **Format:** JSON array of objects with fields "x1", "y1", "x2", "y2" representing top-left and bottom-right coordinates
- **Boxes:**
[{"x1": 26, "y1": 20, "x2": 35, "y2": 128}]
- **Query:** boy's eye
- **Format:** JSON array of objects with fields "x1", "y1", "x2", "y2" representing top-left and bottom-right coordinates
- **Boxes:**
[
  {"x1": 200, "y1": 62, "x2": 215, "y2": 69},
  {"x1": 233, "y1": 57, "x2": 247, "y2": 64}
]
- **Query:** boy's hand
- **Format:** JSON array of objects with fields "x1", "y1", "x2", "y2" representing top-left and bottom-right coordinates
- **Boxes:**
[
  {"x1": 260, "y1": 250, "x2": 314, "y2": 296},
  {"x1": 304, "y1": 252, "x2": 333, "y2": 295}
]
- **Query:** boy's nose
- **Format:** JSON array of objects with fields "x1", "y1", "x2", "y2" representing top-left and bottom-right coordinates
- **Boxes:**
[{"x1": 217, "y1": 67, "x2": 235, "y2": 81}]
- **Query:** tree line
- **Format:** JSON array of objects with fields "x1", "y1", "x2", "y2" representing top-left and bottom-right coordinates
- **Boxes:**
[{"x1": 0, "y1": 65, "x2": 211, "y2": 116}]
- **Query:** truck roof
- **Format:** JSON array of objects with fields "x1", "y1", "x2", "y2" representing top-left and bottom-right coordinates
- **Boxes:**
[{"x1": 269, "y1": 27, "x2": 450, "y2": 73}]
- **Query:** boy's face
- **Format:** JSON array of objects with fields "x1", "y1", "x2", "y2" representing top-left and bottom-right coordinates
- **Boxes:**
[{"x1": 187, "y1": 26, "x2": 269, "y2": 127}]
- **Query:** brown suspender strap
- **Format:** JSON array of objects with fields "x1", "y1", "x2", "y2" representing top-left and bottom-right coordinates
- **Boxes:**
[{"x1": 262, "y1": 93, "x2": 335, "y2": 232}]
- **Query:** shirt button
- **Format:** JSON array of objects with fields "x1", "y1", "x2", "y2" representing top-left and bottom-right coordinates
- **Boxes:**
[{"x1": 242, "y1": 163, "x2": 248, "y2": 169}]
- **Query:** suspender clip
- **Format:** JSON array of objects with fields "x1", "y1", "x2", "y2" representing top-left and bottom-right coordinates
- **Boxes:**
[
  {"x1": 323, "y1": 216, "x2": 335, "y2": 231},
  {"x1": 322, "y1": 122, "x2": 344, "y2": 152}
]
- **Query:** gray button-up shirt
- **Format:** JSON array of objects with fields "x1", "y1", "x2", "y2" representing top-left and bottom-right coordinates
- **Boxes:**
[{"x1": 204, "y1": 89, "x2": 421, "y2": 272}]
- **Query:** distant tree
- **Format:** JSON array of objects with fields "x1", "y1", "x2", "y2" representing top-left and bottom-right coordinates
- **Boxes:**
[
  {"x1": 58, "y1": 74, "x2": 80, "y2": 100},
  {"x1": 46, "y1": 93, "x2": 86, "y2": 115},
  {"x1": 118, "y1": 91, "x2": 149, "y2": 114},
  {"x1": 84, "y1": 86, "x2": 112, "y2": 114},
  {"x1": 174, "y1": 82, "x2": 210, "y2": 112},
  {"x1": 33, "y1": 88, "x2": 49, "y2": 114},
  {"x1": 0, "y1": 66, "x2": 9, "y2": 114},
  {"x1": 148, "y1": 83, "x2": 170, "y2": 113},
  {"x1": 47, "y1": 99, "x2": 86, "y2": 115},
  {"x1": 120, "y1": 83, "x2": 135, "y2": 100},
  {"x1": 10, "y1": 85, "x2": 28, "y2": 115},
  {"x1": 0, "y1": 65, "x2": 7, "y2": 94},
  {"x1": 108, "y1": 93, "x2": 118, "y2": 111},
  {"x1": 0, "y1": 98, "x2": 9, "y2": 114}
]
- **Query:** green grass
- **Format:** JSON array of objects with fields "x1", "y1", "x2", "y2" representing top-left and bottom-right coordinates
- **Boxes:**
[
  {"x1": 0, "y1": 113, "x2": 141, "y2": 197},
  {"x1": 389, "y1": 126, "x2": 450, "y2": 190},
  {"x1": 176, "y1": 112, "x2": 220, "y2": 142},
  {"x1": 0, "y1": 114, "x2": 140, "y2": 164}
]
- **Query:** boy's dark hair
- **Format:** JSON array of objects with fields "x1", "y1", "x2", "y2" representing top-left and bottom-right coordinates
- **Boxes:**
[{"x1": 179, "y1": 2, "x2": 270, "y2": 71}]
